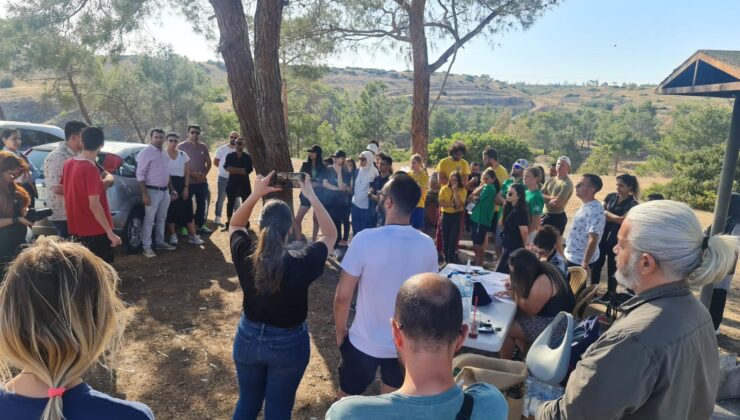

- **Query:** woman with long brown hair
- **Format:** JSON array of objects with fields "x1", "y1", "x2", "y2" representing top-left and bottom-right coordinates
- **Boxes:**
[
  {"x1": 0, "y1": 151, "x2": 32, "y2": 276},
  {"x1": 0, "y1": 237, "x2": 153, "y2": 419},
  {"x1": 228, "y1": 171, "x2": 337, "y2": 419}
]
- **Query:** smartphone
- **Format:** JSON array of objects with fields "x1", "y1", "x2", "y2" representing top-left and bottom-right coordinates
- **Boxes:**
[
  {"x1": 478, "y1": 322, "x2": 494, "y2": 334},
  {"x1": 271, "y1": 172, "x2": 306, "y2": 188}
]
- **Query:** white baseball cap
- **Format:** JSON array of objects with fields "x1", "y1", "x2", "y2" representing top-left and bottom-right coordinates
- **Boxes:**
[
  {"x1": 513, "y1": 159, "x2": 529, "y2": 170},
  {"x1": 366, "y1": 143, "x2": 379, "y2": 154},
  {"x1": 557, "y1": 156, "x2": 572, "y2": 166}
]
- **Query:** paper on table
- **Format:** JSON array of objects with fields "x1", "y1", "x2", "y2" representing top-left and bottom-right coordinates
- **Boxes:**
[{"x1": 475, "y1": 272, "x2": 510, "y2": 295}]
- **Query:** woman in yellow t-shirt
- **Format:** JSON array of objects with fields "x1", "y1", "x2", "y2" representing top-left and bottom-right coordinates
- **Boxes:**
[
  {"x1": 438, "y1": 171, "x2": 467, "y2": 264},
  {"x1": 408, "y1": 154, "x2": 429, "y2": 230}
]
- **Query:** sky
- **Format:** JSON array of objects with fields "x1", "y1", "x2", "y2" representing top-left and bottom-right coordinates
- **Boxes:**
[{"x1": 4, "y1": 0, "x2": 740, "y2": 84}]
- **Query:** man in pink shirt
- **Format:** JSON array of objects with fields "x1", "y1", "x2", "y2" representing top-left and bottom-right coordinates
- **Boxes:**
[{"x1": 137, "y1": 128, "x2": 176, "y2": 257}]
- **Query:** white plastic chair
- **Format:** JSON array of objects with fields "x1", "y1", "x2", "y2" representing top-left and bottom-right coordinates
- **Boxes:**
[{"x1": 525, "y1": 311, "x2": 574, "y2": 386}]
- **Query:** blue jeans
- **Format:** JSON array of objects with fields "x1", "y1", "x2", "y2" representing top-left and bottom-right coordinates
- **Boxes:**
[
  {"x1": 351, "y1": 204, "x2": 373, "y2": 235},
  {"x1": 215, "y1": 176, "x2": 228, "y2": 218},
  {"x1": 232, "y1": 315, "x2": 310, "y2": 420}
]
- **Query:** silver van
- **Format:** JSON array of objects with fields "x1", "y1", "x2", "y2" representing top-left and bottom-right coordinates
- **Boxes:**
[{"x1": 26, "y1": 141, "x2": 148, "y2": 254}]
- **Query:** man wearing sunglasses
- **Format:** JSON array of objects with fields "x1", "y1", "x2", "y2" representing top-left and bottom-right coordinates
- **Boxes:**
[
  {"x1": 213, "y1": 131, "x2": 239, "y2": 226},
  {"x1": 177, "y1": 124, "x2": 212, "y2": 234}
]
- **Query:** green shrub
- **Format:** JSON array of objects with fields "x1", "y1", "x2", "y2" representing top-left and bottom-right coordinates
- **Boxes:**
[
  {"x1": 643, "y1": 143, "x2": 740, "y2": 211},
  {"x1": 579, "y1": 146, "x2": 611, "y2": 175},
  {"x1": 427, "y1": 131, "x2": 532, "y2": 169}
]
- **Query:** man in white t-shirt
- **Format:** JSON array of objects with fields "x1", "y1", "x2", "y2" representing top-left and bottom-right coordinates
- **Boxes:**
[
  {"x1": 212, "y1": 131, "x2": 239, "y2": 225},
  {"x1": 334, "y1": 173, "x2": 438, "y2": 396},
  {"x1": 564, "y1": 174, "x2": 606, "y2": 275}
]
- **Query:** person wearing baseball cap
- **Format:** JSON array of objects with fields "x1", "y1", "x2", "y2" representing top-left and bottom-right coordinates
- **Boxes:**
[
  {"x1": 366, "y1": 142, "x2": 379, "y2": 155},
  {"x1": 292, "y1": 144, "x2": 327, "y2": 241},
  {"x1": 323, "y1": 150, "x2": 352, "y2": 248},
  {"x1": 541, "y1": 156, "x2": 574, "y2": 235}
]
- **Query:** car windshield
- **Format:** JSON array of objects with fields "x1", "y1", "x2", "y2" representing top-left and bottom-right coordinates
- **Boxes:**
[{"x1": 26, "y1": 149, "x2": 50, "y2": 178}]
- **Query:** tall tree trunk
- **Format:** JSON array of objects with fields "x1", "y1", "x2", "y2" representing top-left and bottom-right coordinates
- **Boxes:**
[
  {"x1": 66, "y1": 71, "x2": 92, "y2": 125},
  {"x1": 254, "y1": 0, "x2": 293, "y2": 204},
  {"x1": 210, "y1": 0, "x2": 292, "y2": 206},
  {"x1": 210, "y1": 0, "x2": 267, "y2": 168},
  {"x1": 408, "y1": 0, "x2": 430, "y2": 161}
]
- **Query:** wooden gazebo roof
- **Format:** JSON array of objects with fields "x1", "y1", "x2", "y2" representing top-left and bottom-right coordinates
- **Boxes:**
[{"x1": 657, "y1": 50, "x2": 740, "y2": 97}]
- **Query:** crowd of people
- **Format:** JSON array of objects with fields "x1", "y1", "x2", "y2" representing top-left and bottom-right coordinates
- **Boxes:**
[{"x1": 0, "y1": 121, "x2": 738, "y2": 420}]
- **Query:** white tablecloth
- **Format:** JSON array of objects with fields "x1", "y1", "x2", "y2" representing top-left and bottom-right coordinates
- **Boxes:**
[{"x1": 439, "y1": 264, "x2": 518, "y2": 353}]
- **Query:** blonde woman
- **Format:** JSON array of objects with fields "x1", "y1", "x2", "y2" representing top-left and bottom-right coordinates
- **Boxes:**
[{"x1": 0, "y1": 237, "x2": 153, "y2": 420}]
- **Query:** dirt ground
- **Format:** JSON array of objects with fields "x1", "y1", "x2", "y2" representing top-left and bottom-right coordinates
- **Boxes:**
[{"x1": 87, "y1": 160, "x2": 739, "y2": 419}]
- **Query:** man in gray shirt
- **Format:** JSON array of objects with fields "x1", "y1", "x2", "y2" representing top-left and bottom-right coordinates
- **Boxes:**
[
  {"x1": 177, "y1": 124, "x2": 212, "y2": 234},
  {"x1": 539, "y1": 200, "x2": 738, "y2": 420},
  {"x1": 328, "y1": 273, "x2": 508, "y2": 420}
]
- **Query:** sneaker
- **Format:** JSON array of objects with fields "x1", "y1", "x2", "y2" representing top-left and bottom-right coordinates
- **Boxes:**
[
  {"x1": 168, "y1": 234, "x2": 178, "y2": 245},
  {"x1": 155, "y1": 242, "x2": 176, "y2": 251},
  {"x1": 197, "y1": 225, "x2": 213, "y2": 234},
  {"x1": 188, "y1": 235, "x2": 205, "y2": 245},
  {"x1": 214, "y1": 216, "x2": 221, "y2": 226},
  {"x1": 143, "y1": 248, "x2": 157, "y2": 258},
  {"x1": 333, "y1": 249, "x2": 343, "y2": 260},
  {"x1": 221, "y1": 222, "x2": 230, "y2": 232}
]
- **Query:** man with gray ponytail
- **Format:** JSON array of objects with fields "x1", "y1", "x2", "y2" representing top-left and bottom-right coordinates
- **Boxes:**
[{"x1": 539, "y1": 200, "x2": 739, "y2": 420}]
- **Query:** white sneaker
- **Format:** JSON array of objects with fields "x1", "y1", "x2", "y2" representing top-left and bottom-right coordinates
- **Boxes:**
[
  {"x1": 154, "y1": 242, "x2": 176, "y2": 251},
  {"x1": 188, "y1": 235, "x2": 205, "y2": 245},
  {"x1": 168, "y1": 234, "x2": 178, "y2": 245},
  {"x1": 143, "y1": 248, "x2": 157, "y2": 258},
  {"x1": 214, "y1": 216, "x2": 221, "y2": 226}
]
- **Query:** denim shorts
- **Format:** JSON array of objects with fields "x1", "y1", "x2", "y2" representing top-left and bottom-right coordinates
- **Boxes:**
[{"x1": 470, "y1": 222, "x2": 489, "y2": 245}]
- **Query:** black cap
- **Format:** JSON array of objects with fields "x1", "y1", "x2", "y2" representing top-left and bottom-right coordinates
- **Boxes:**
[
  {"x1": 307, "y1": 144, "x2": 322, "y2": 154},
  {"x1": 332, "y1": 150, "x2": 347, "y2": 158}
]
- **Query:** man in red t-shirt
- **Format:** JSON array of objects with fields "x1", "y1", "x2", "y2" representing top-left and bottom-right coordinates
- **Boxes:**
[{"x1": 62, "y1": 126, "x2": 121, "y2": 262}]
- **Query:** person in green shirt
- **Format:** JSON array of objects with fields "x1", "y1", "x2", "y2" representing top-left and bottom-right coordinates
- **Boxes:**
[
  {"x1": 524, "y1": 167, "x2": 545, "y2": 245},
  {"x1": 469, "y1": 169, "x2": 499, "y2": 265}
]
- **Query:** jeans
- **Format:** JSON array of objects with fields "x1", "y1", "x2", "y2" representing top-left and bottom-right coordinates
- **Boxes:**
[
  {"x1": 189, "y1": 182, "x2": 209, "y2": 227},
  {"x1": 591, "y1": 239, "x2": 617, "y2": 290},
  {"x1": 215, "y1": 176, "x2": 228, "y2": 218},
  {"x1": 351, "y1": 204, "x2": 373, "y2": 236},
  {"x1": 232, "y1": 315, "x2": 310, "y2": 420},
  {"x1": 51, "y1": 220, "x2": 69, "y2": 239},
  {"x1": 441, "y1": 212, "x2": 462, "y2": 263},
  {"x1": 341, "y1": 203, "x2": 351, "y2": 241},
  {"x1": 227, "y1": 187, "x2": 251, "y2": 222},
  {"x1": 143, "y1": 188, "x2": 170, "y2": 249}
]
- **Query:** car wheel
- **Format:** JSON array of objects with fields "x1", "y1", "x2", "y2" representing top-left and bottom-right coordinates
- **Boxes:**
[{"x1": 123, "y1": 207, "x2": 144, "y2": 254}]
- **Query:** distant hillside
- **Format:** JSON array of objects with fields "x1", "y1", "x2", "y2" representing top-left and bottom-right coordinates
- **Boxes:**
[
  {"x1": 1, "y1": 63, "x2": 726, "y2": 129},
  {"x1": 195, "y1": 63, "x2": 730, "y2": 122}
]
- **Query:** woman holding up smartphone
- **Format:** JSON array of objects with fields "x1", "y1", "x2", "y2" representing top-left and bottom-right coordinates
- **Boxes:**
[
  {"x1": 229, "y1": 172, "x2": 337, "y2": 420},
  {"x1": 0, "y1": 151, "x2": 32, "y2": 278}
]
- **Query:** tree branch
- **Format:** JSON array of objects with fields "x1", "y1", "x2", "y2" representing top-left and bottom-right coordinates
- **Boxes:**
[
  {"x1": 326, "y1": 26, "x2": 409, "y2": 42},
  {"x1": 429, "y1": 0, "x2": 514, "y2": 72}
]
